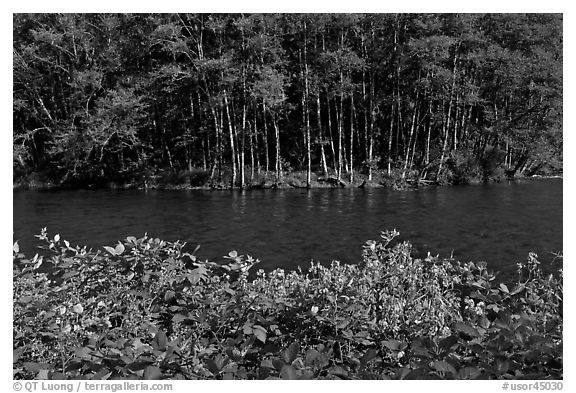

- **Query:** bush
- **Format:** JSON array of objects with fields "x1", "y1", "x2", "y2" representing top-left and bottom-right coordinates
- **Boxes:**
[{"x1": 13, "y1": 230, "x2": 562, "y2": 380}]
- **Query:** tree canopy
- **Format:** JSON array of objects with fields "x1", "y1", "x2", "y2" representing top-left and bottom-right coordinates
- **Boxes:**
[{"x1": 13, "y1": 13, "x2": 562, "y2": 188}]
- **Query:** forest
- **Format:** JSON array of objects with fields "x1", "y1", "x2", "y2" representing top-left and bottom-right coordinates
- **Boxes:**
[{"x1": 13, "y1": 13, "x2": 563, "y2": 189}]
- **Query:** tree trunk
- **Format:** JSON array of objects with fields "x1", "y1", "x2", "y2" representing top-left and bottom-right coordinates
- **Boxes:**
[
  {"x1": 402, "y1": 88, "x2": 419, "y2": 179},
  {"x1": 349, "y1": 93, "x2": 355, "y2": 183},
  {"x1": 436, "y1": 43, "x2": 460, "y2": 182},
  {"x1": 223, "y1": 90, "x2": 236, "y2": 187},
  {"x1": 317, "y1": 94, "x2": 328, "y2": 177},
  {"x1": 273, "y1": 117, "x2": 281, "y2": 184},
  {"x1": 262, "y1": 100, "x2": 270, "y2": 173}
]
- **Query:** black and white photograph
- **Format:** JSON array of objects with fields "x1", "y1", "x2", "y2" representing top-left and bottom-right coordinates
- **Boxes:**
[{"x1": 11, "y1": 7, "x2": 564, "y2": 387}]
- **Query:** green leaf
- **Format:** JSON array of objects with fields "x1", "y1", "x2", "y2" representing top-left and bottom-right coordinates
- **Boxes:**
[
  {"x1": 13, "y1": 242, "x2": 19, "y2": 253},
  {"x1": 228, "y1": 250, "x2": 238, "y2": 258},
  {"x1": 499, "y1": 283, "x2": 510, "y2": 294},
  {"x1": 282, "y1": 342, "x2": 300, "y2": 364},
  {"x1": 126, "y1": 236, "x2": 137, "y2": 244}
]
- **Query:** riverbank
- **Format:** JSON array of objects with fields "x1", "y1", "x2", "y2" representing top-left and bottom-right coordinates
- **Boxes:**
[{"x1": 12, "y1": 167, "x2": 563, "y2": 192}]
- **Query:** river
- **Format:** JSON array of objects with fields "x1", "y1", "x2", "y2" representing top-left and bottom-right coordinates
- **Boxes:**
[{"x1": 13, "y1": 178, "x2": 562, "y2": 280}]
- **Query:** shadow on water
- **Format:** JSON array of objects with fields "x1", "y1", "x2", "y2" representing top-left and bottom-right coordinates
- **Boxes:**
[{"x1": 13, "y1": 178, "x2": 562, "y2": 281}]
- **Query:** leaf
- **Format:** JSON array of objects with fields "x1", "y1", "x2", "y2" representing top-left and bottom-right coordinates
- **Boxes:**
[
  {"x1": 438, "y1": 335, "x2": 459, "y2": 353},
  {"x1": 23, "y1": 362, "x2": 53, "y2": 372},
  {"x1": 499, "y1": 283, "x2": 510, "y2": 294},
  {"x1": 228, "y1": 250, "x2": 238, "y2": 258},
  {"x1": 126, "y1": 236, "x2": 137, "y2": 244},
  {"x1": 164, "y1": 290, "x2": 175, "y2": 302},
  {"x1": 260, "y1": 359, "x2": 274, "y2": 369},
  {"x1": 359, "y1": 348, "x2": 378, "y2": 369},
  {"x1": 13, "y1": 242, "x2": 19, "y2": 253},
  {"x1": 127, "y1": 360, "x2": 154, "y2": 372},
  {"x1": 54, "y1": 234, "x2": 60, "y2": 242},
  {"x1": 205, "y1": 358, "x2": 220, "y2": 375},
  {"x1": 433, "y1": 360, "x2": 457, "y2": 376},
  {"x1": 143, "y1": 365, "x2": 162, "y2": 380},
  {"x1": 103, "y1": 246, "x2": 117, "y2": 255},
  {"x1": 381, "y1": 339, "x2": 402, "y2": 351},
  {"x1": 72, "y1": 303, "x2": 84, "y2": 314},
  {"x1": 13, "y1": 347, "x2": 25, "y2": 363},
  {"x1": 282, "y1": 342, "x2": 300, "y2": 364},
  {"x1": 115, "y1": 242, "x2": 125, "y2": 255},
  {"x1": 335, "y1": 319, "x2": 349, "y2": 329},
  {"x1": 280, "y1": 365, "x2": 298, "y2": 380},
  {"x1": 457, "y1": 366, "x2": 481, "y2": 380},
  {"x1": 478, "y1": 316, "x2": 491, "y2": 329},
  {"x1": 252, "y1": 325, "x2": 267, "y2": 343},
  {"x1": 328, "y1": 366, "x2": 349, "y2": 379},
  {"x1": 510, "y1": 284, "x2": 526, "y2": 295},
  {"x1": 74, "y1": 347, "x2": 91, "y2": 359},
  {"x1": 454, "y1": 322, "x2": 480, "y2": 338},
  {"x1": 18, "y1": 296, "x2": 34, "y2": 304},
  {"x1": 305, "y1": 349, "x2": 329, "y2": 368},
  {"x1": 153, "y1": 330, "x2": 168, "y2": 351}
]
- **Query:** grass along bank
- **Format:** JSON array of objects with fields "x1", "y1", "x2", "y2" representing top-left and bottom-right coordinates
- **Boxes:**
[{"x1": 13, "y1": 229, "x2": 562, "y2": 380}]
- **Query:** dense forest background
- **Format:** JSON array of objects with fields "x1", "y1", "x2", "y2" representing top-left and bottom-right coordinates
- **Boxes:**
[{"x1": 13, "y1": 13, "x2": 563, "y2": 189}]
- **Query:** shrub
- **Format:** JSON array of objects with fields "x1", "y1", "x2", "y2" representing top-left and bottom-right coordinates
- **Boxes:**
[{"x1": 13, "y1": 230, "x2": 562, "y2": 380}]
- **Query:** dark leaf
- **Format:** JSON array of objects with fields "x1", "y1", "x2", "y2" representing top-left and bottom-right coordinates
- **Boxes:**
[
  {"x1": 282, "y1": 342, "x2": 300, "y2": 364},
  {"x1": 152, "y1": 330, "x2": 168, "y2": 352},
  {"x1": 438, "y1": 335, "x2": 459, "y2": 353},
  {"x1": 359, "y1": 348, "x2": 379, "y2": 369},
  {"x1": 454, "y1": 322, "x2": 480, "y2": 338}
]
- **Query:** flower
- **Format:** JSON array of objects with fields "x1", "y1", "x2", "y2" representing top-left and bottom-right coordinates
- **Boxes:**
[{"x1": 311, "y1": 306, "x2": 319, "y2": 315}]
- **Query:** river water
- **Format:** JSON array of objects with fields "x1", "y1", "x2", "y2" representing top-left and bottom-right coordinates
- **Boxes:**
[{"x1": 13, "y1": 178, "x2": 562, "y2": 279}]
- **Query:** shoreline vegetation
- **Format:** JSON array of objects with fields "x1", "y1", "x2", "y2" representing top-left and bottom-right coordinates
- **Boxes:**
[
  {"x1": 13, "y1": 230, "x2": 562, "y2": 380},
  {"x1": 12, "y1": 167, "x2": 563, "y2": 192}
]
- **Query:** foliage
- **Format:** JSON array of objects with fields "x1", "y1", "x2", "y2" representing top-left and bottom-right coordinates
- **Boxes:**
[
  {"x1": 13, "y1": 230, "x2": 562, "y2": 380},
  {"x1": 13, "y1": 14, "x2": 562, "y2": 188}
]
